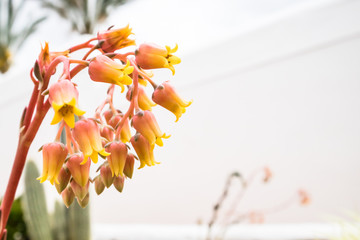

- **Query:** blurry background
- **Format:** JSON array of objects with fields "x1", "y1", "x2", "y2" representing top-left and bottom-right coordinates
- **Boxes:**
[{"x1": 0, "y1": 0, "x2": 360, "y2": 231}]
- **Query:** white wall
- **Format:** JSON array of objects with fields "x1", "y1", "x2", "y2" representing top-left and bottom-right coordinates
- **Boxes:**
[{"x1": 0, "y1": 0, "x2": 359, "y2": 225}]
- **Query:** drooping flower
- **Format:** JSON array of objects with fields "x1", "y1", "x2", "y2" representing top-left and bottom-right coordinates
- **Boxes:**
[
  {"x1": 70, "y1": 179, "x2": 89, "y2": 201},
  {"x1": 113, "y1": 175, "x2": 125, "y2": 193},
  {"x1": 152, "y1": 81, "x2": 192, "y2": 122},
  {"x1": 88, "y1": 55, "x2": 134, "y2": 92},
  {"x1": 61, "y1": 186, "x2": 75, "y2": 208},
  {"x1": 77, "y1": 193, "x2": 90, "y2": 208},
  {"x1": 131, "y1": 110, "x2": 170, "y2": 146},
  {"x1": 135, "y1": 43, "x2": 181, "y2": 75},
  {"x1": 100, "y1": 164, "x2": 114, "y2": 188},
  {"x1": 94, "y1": 175, "x2": 105, "y2": 195},
  {"x1": 49, "y1": 80, "x2": 85, "y2": 128},
  {"x1": 37, "y1": 142, "x2": 68, "y2": 185},
  {"x1": 105, "y1": 141, "x2": 128, "y2": 177},
  {"x1": 73, "y1": 119, "x2": 110, "y2": 164},
  {"x1": 130, "y1": 133, "x2": 159, "y2": 169},
  {"x1": 55, "y1": 166, "x2": 71, "y2": 194},
  {"x1": 123, "y1": 154, "x2": 136, "y2": 179},
  {"x1": 97, "y1": 25, "x2": 136, "y2": 52},
  {"x1": 100, "y1": 125, "x2": 114, "y2": 142},
  {"x1": 66, "y1": 153, "x2": 91, "y2": 187},
  {"x1": 126, "y1": 85, "x2": 156, "y2": 111}
]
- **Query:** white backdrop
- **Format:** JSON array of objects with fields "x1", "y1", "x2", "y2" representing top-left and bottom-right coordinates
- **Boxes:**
[{"x1": 0, "y1": 0, "x2": 359, "y2": 225}]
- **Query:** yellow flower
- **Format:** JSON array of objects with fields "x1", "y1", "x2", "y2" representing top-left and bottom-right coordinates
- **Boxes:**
[
  {"x1": 49, "y1": 80, "x2": 85, "y2": 128},
  {"x1": 131, "y1": 110, "x2": 170, "y2": 146},
  {"x1": 126, "y1": 85, "x2": 156, "y2": 111},
  {"x1": 73, "y1": 119, "x2": 110, "y2": 164},
  {"x1": 89, "y1": 55, "x2": 134, "y2": 92},
  {"x1": 37, "y1": 142, "x2": 68, "y2": 185},
  {"x1": 130, "y1": 133, "x2": 159, "y2": 169},
  {"x1": 105, "y1": 141, "x2": 128, "y2": 177},
  {"x1": 97, "y1": 25, "x2": 136, "y2": 52},
  {"x1": 66, "y1": 153, "x2": 91, "y2": 187},
  {"x1": 135, "y1": 43, "x2": 181, "y2": 75},
  {"x1": 152, "y1": 81, "x2": 192, "y2": 122}
]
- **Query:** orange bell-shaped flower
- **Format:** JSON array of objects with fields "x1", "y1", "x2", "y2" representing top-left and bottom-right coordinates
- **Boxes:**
[
  {"x1": 135, "y1": 43, "x2": 181, "y2": 75},
  {"x1": 37, "y1": 142, "x2": 68, "y2": 185},
  {"x1": 152, "y1": 81, "x2": 192, "y2": 122},
  {"x1": 73, "y1": 119, "x2": 110, "y2": 164},
  {"x1": 131, "y1": 110, "x2": 170, "y2": 146}
]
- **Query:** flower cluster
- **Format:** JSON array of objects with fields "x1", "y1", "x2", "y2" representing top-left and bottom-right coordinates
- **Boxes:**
[{"x1": 34, "y1": 25, "x2": 191, "y2": 208}]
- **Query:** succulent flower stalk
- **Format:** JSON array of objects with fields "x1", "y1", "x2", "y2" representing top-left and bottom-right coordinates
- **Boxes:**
[{"x1": 0, "y1": 25, "x2": 190, "y2": 236}]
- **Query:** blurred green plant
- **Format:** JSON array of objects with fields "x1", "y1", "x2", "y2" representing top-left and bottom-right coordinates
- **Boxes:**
[
  {"x1": 0, "y1": 197, "x2": 29, "y2": 240},
  {"x1": 22, "y1": 161, "x2": 90, "y2": 240},
  {"x1": 0, "y1": 0, "x2": 45, "y2": 73},
  {"x1": 40, "y1": 0, "x2": 128, "y2": 34}
]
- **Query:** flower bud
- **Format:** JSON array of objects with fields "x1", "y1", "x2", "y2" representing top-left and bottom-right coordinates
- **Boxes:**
[
  {"x1": 94, "y1": 175, "x2": 105, "y2": 195},
  {"x1": 113, "y1": 175, "x2": 125, "y2": 193},
  {"x1": 55, "y1": 166, "x2": 71, "y2": 194},
  {"x1": 37, "y1": 42, "x2": 69, "y2": 77},
  {"x1": 126, "y1": 85, "x2": 156, "y2": 111},
  {"x1": 106, "y1": 141, "x2": 128, "y2": 177},
  {"x1": 152, "y1": 81, "x2": 192, "y2": 122},
  {"x1": 108, "y1": 114, "x2": 131, "y2": 143},
  {"x1": 37, "y1": 142, "x2": 68, "y2": 185},
  {"x1": 73, "y1": 118, "x2": 110, "y2": 164},
  {"x1": 135, "y1": 43, "x2": 181, "y2": 75},
  {"x1": 49, "y1": 80, "x2": 85, "y2": 128},
  {"x1": 130, "y1": 133, "x2": 158, "y2": 169},
  {"x1": 131, "y1": 110, "x2": 170, "y2": 146},
  {"x1": 70, "y1": 179, "x2": 89, "y2": 201},
  {"x1": 124, "y1": 154, "x2": 136, "y2": 179},
  {"x1": 97, "y1": 25, "x2": 135, "y2": 52},
  {"x1": 66, "y1": 153, "x2": 91, "y2": 187},
  {"x1": 61, "y1": 186, "x2": 75, "y2": 208},
  {"x1": 88, "y1": 55, "x2": 133, "y2": 92},
  {"x1": 100, "y1": 125, "x2": 114, "y2": 142},
  {"x1": 77, "y1": 193, "x2": 90, "y2": 208},
  {"x1": 100, "y1": 164, "x2": 114, "y2": 188}
]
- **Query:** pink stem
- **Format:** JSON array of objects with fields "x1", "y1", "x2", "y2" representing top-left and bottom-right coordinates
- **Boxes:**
[
  {"x1": 69, "y1": 38, "x2": 97, "y2": 53},
  {"x1": 114, "y1": 60, "x2": 139, "y2": 140},
  {"x1": 0, "y1": 100, "x2": 50, "y2": 239}
]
